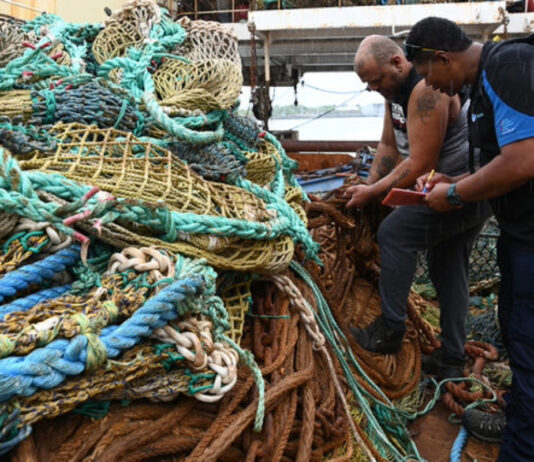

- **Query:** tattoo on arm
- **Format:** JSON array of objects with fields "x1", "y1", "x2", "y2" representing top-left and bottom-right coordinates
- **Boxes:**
[
  {"x1": 375, "y1": 155, "x2": 397, "y2": 179},
  {"x1": 390, "y1": 168, "x2": 411, "y2": 189},
  {"x1": 416, "y1": 90, "x2": 440, "y2": 124}
]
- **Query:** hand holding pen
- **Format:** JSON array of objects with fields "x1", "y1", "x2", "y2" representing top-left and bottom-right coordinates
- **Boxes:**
[{"x1": 421, "y1": 169, "x2": 435, "y2": 194}]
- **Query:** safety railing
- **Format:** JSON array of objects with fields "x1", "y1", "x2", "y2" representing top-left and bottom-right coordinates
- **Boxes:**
[{"x1": 157, "y1": 0, "x2": 527, "y2": 22}]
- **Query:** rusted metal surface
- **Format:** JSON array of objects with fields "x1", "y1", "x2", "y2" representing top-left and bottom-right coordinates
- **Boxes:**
[
  {"x1": 288, "y1": 153, "x2": 358, "y2": 172},
  {"x1": 287, "y1": 146, "x2": 374, "y2": 192},
  {"x1": 282, "y1": 140, "x2": 377, "y2": 153}
]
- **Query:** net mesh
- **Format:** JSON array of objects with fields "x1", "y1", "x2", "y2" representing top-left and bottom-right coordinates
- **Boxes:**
[
  {"x1": 154, "y1": 58, "x2": 243, "y2": 112},
  {"x1": 19, "y1": 123, "x2": 296, "y2": 273},
  {"x1": 174, "y1": 17, "x2": 242, "y2": 68}
]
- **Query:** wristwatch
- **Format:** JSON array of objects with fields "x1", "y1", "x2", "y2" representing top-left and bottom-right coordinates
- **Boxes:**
[{"x1": 446, "y1": 183, "x2": 464, "y2": 207}]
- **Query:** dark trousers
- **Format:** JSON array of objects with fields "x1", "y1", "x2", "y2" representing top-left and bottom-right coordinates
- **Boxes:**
[
  {"x1": 377, "y1": 201, "x2": 492, "y2": 361},
  {"x1": 497, "y1": 237, "x2": 534, "y2": 462}
]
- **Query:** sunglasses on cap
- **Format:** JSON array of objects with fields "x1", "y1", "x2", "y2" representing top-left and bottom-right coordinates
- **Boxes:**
[{"x1": 403, "y1": 42, "x2": 443, "y2": 61}]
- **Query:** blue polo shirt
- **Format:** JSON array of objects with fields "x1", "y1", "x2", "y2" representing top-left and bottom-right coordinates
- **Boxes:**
[{"x1": 468, "y1": 37, "x2": 534, "y2": 248}]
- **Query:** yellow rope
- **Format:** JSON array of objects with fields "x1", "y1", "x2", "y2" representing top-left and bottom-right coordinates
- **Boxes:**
[
  {"x1": 21, "y1": 123, "x2": 297, "y2": 273},
  {"x1": 219, "y1": 277, "x2": 252, "y2": 344},
  {"x1": 0, "y1": 90, "x2": 33, "y2": 120},
  {"x1": 175, "y1": 17, "x2": 242, "y2": 68},
  {"x1": 17, "y1": 344, "x2": 187, "y2": 426},
  {"x1": 0, "y1": 233, "x2": 47, "y2": 276},
  {"x1": 155, "y1": 59, "x2": 242, "y2": 112}
]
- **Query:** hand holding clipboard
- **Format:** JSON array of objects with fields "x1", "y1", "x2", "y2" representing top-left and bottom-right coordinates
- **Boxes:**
[{"x1": 382, "y1": 170, "x2": 435, "y2": 207}]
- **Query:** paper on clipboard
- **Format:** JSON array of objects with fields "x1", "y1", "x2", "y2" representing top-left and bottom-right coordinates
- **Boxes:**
[{"x1": 382, "y1": 188, "x2": 426, "y2": 207}]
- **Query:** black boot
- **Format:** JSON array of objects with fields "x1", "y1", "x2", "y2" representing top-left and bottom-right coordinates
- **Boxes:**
[
  {"x1": 350, "y1": 316, "x2": 404, "y2": 354},
  {"x1": 422, "y1": 349, "x2": 465, "y2": 380},
  {"x1": 462, "y1": 409, "x2": 506, "y2": 443}
]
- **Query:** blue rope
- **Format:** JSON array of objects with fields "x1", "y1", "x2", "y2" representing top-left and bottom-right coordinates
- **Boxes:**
[
  {"x1": 0, "y1": 258, "x2": 208, "y2": 402},
  {"x1": 0, "y1": 284, "x2": 72, "y2": 321},
  {"x1": 101, "y1": 273, "x2": 206, "y2": 357},
  {"x1": 0, "y1": 246, "x2": 80, "y2": 304},
  {"x1": 450, "y1": 426, "x2": 469, "y2": 462}
]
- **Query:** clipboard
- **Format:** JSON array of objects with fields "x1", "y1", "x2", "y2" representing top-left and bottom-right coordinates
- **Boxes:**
[{"x1": 382, "y1": 188, "x2": 426, "y2": 207}]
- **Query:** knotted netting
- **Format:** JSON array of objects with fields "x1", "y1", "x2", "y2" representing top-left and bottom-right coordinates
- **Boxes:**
[
  {"x1": 17, "y1": 122, "x2": 306, "y2": 273},
  {"x1": 174, "y1": 16, "x2": 242, "y2": 68},
  {"x1": 0, "y1": 15, "x2": 37, "y2": 68},
  {"x1": 92, "y1": 20, "x2": 146, "y2": 65},
  {"x1": 154, "y1": 58, "x2": 243, "y2": 112},
  {"x1": 0, "y1": 1, "x2": 461, "y2": 460}
]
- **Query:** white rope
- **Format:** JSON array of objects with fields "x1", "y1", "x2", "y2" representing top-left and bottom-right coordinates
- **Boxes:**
[
  {"x1": 268, "y1": 273, "x2": 378, "y2": 462},
  {"x1": 106, "y1": 247, "x2": 175, "y2": 288},
  {"x1": 152, "y1": 317, "x2": 239, "y2": 402},
  {"x1": 14, "y1": 218, "x2": 74, "y2": 253}
]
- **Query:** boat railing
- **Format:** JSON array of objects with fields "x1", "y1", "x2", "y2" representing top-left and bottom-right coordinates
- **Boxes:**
[{"x1": 157, "y1": 0, "x2": 529, "y2": 23}]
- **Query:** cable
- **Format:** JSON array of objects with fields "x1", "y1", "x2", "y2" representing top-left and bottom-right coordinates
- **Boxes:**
[
  {"x1": 271, "y1": 87, "x2": 293, "y2": 102},
  {"x1": 288, "y1": 92, "x2": 361, "y2": 130},
  {"x1": 301, "y1": 82, "x2": 364, "y2": 95}
]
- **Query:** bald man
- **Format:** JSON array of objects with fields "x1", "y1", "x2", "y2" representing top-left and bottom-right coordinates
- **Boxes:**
[{"x1": 346, "y1": 36, "x2": 492, "y2": 379}]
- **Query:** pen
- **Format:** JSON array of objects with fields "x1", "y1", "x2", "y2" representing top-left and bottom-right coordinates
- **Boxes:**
[{"x1": 422, "y1": 169, "x2": 435, "y2": 194}]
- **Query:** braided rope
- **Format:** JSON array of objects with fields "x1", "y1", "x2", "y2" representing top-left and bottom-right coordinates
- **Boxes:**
[
  {"x1": 0, "y1": 246, "x2": 177, "y2": 359},
  {"x1": 450, "y1": 426, "x2": 469, "y2": 462},
  {"x1": 0, "y1": 245, "x2": 79, "y2": 304},
  {"x1": 29, "y1": 80, "x2": 149, "y2": 133},
  {"x1": 0, "y1": 255, "x2": 211, "y2": 402},
  {"x1": 268, "y1": 273, "x2": 377, "y2": 461},
  {"x1": 11, "y1": 126, "x2": 318, "y2": 266},
  {"x1": 0, "y1": 284, "x2": 71, "y2": 321},
  {"x1": 0, "y1": 19, "x2": 37, "y2": 68},
  {"x1": 290, "y1": 261, "x2": 424, "y2": 462},
  {"x1": 223, "y1": 112, "x2": 261, "y2": 149},
  {"x1": 152, "y1": 317, "x2": 239, "y2": 402},
  {"x1": 168, "y1": 140, "x2": 247, "y2": 181},
  {"x1": 0, "y1": 4, "x2": 323, "y2": 457},
  {"x1": 14, "y1": 218, "x2": 73, "y2": 253},
  {"x1": 0, "y1": 214, "x2": 18, "y2": 240}
]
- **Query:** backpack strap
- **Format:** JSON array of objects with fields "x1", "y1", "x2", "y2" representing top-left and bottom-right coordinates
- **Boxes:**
[{"x1": 466, "y1": 36, "x2": 534, "y2": 173}]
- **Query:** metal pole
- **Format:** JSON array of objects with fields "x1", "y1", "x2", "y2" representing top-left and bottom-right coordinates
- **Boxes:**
[
  {"x1": 0, "y1": 0, "x2": 46, "y2": 13},
  {"x1": 264, "y1": 32, "x2": 271, "y2": 85}
]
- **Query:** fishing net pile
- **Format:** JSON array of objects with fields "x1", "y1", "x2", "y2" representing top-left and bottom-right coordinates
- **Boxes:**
[{"x1": 0, "y1": 2, "x2": 506, "y2": 461}]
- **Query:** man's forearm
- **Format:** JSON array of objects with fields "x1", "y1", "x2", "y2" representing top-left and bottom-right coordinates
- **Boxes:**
[
  {"x1": 372, "y1": 156, "x2": 435, "y2": 196},
  {"x1": 457, "y1": 156, "x2": 532, "y2": 202},
  {"x1": 372, "y1": 159, "x2": 412, "y2": 195},
  {"x1": 368, "y1": 144, "x2": 400, "y2": 184}
]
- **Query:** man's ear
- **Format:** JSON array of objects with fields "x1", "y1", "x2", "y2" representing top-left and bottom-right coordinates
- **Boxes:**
[
  {"x1": 434, "y1": 51, "x2": 450, "y2": 66},
  {"x1": 390, "y1": 55, "x2": 402, "y2": 70}
]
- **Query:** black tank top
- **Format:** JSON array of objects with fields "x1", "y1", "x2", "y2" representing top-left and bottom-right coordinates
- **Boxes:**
[
  {"x1": 388, "y1": 66, "x2": 470, "y2": 177},
  {"x1": 388, "y1": 67, "x2": 421, "y2": 158}
]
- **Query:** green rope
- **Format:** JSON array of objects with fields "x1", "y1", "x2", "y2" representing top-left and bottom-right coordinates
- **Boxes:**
[
  {"x1": 73, "y1": 400, "x2": 111, "y2": 419},
  {"x1": 223, "y1": 334, "x2": 265, "y2": 432},
  {"x1": 43, "y1": 90, "x2": 57, "y2": 124},
  {"x1": 290, "y1": 261, "x2": 422, "y2": 461},
  {"x1": 246, "y1": 313, "x2": 291, "y2": 319},
  {"x1": 11, "y1": 164, "x2": 320, "y2": 261},
  {"x1": 187, "y1": 369, "x2": 217, "y2": 394}
]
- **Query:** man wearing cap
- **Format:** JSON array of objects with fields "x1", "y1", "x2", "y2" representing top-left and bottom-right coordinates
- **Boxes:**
[{"x1": 405, "y1": 17, "x2": 534, "y2": 460}]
